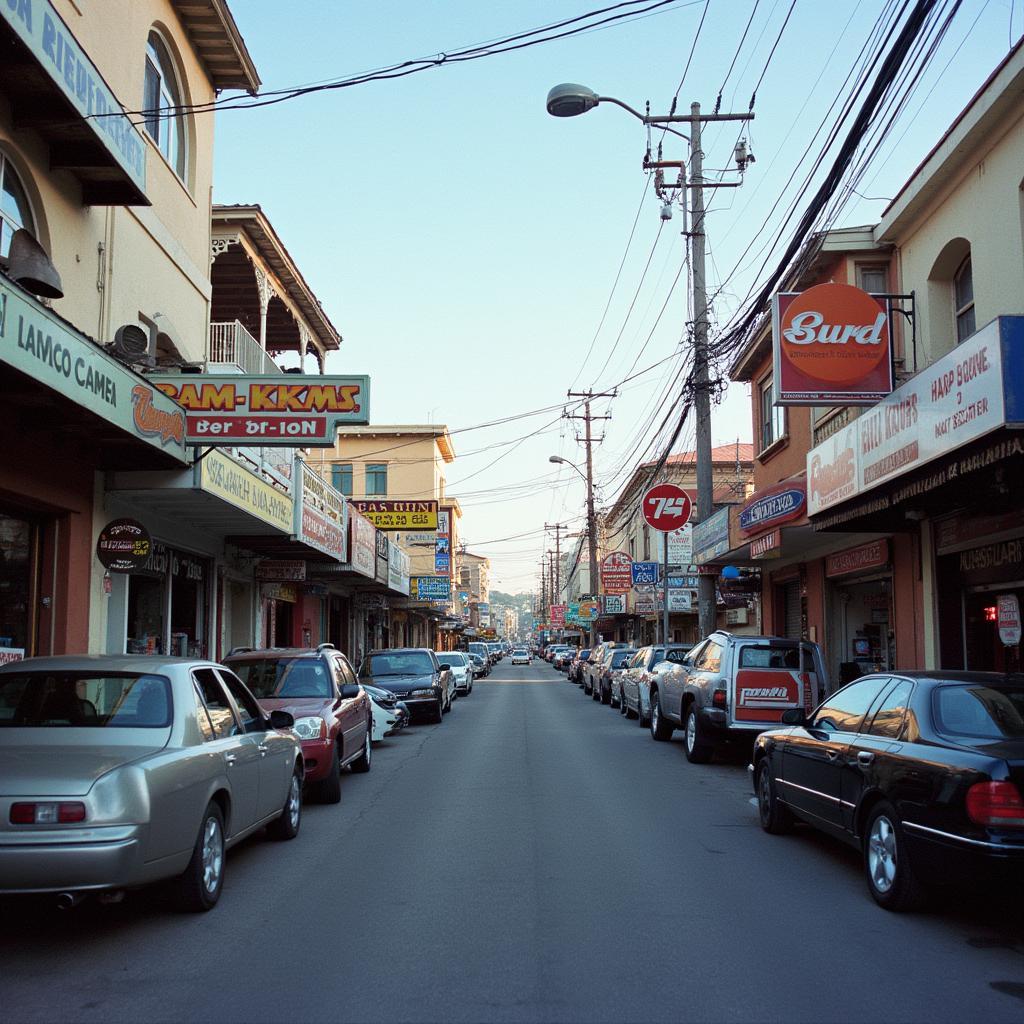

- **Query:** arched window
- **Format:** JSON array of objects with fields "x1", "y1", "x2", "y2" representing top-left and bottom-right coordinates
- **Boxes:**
[
  {"x1": 0, "y1": 152, "x2": 36, "y2": 258},
  {"x1": 143, "y1": 31, "x2": 186, "y2": 179},
  {"x1": 953, "y1": 256, "x2": 975, "y2": 343}
]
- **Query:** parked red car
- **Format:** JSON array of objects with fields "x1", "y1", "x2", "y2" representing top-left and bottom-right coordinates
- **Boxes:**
[{"x1": 223, "y1": 644, "x2": 373, "y2": 804}]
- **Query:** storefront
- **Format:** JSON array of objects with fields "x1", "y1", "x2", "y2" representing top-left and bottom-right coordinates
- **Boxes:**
[
  {"x1": 807, "y1": 315, "x2": 1024, "y2": 672},
  {"x1": 0, "y1": 277, "x2": 188, "y2": 659}
]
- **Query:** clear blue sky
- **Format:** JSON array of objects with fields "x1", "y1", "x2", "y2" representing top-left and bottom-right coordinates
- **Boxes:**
[{"x1": 214, "y1": 0, "x2": 1017, "y2": 593}]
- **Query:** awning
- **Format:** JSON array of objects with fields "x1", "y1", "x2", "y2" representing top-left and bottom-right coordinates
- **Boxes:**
[{"x1": 0, "y1": 2, "x2": 148, "y2": 205}]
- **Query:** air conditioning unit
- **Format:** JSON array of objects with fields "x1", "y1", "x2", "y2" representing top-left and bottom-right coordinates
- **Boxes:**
[{"x1": 107, "y1": 324, "x2": 153, "y2": 368}]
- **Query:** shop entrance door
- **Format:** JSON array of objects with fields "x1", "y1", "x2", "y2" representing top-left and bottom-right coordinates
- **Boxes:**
[{"x1": 963, "y1": 585, "x2": 1024, "y2": 673}]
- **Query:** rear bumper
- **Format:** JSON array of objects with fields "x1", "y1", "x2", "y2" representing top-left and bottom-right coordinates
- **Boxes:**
[
  {"x1": 0, "y1": 825, "x2": 153, "y2": 894},
  {"x1": 904, "y1": 822, "x2": 1024, "y2": 884}
]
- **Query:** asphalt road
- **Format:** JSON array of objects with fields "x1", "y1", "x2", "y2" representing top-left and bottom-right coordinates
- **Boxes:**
[{"x1": 3, "y1": 658, "x2": 1024, "y2": 1023}]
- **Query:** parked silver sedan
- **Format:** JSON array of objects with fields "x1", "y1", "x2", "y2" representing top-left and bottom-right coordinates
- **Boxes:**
[{"x1": 0, "y1": 655, "x2": 304, "y2": 911}]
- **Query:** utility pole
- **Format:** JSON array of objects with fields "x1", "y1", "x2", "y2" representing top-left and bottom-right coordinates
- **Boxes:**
[
  {"x1": 649, "y1": 103, "x2": 753, "y2": 639},
  {"x1": 544, "y1": 522, "x2": 568, "y2": 604},
  {"x1": 567, "y1": 390, "x2": 615, "y2": 645}
]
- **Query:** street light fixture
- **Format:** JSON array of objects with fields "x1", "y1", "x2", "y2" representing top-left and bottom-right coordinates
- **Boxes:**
[{"x1": 548, "y1": 454, "x2": 586, "y2": 481}]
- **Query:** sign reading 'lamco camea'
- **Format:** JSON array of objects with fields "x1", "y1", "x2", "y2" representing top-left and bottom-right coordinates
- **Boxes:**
[{"x1": 773, "y1": 283, "x2": 894, "y2": 406}]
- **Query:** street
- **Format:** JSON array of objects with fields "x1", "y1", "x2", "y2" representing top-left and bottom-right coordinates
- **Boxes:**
[{"x1": 2, "y1": 660, "x2": 1023, "y2": 1023}]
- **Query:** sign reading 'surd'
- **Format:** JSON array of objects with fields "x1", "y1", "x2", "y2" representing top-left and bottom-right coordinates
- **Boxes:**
[{"x1": 149, "y1": 375, "x2": 371, "y2": 446}]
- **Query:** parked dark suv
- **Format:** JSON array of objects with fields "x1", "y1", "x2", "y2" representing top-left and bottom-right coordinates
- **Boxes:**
[
  {"x1": 357, "y1": 648, "x2": 454, "y2": 723},
  {"x1": 223, "y1": 643, "x2": 372, "y2": 804}
]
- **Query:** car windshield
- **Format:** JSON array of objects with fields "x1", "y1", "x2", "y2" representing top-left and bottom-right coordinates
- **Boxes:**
[
  {"x1": 611, "y1": 651, "x2": 634, "y2": 668},
  {"x1": 513, "y1": 649, "x2": 527, "y2": 655},
  {"x1": 361, "y1": 652, "x2": 434, "y2": 676},
  {"x1": 0, "y1": 672, "x2": 172, "y2": 728},
  {"x1": 229, "y1": 657, "x2": 331, "y2": 699},
  {"x1": 933, "y1": 683, "x2": 1024, "y2": 740},
  {"x1": 437, "y1": 654, "x2": 466, "y2": 667},
  {"x1": 663, "y1": 648, "x2": 691, "y2": 663}
]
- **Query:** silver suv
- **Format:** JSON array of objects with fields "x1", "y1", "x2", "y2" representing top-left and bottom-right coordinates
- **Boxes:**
[{"x1": 648, "y1": 632, "x2": 828, "y2": 764}]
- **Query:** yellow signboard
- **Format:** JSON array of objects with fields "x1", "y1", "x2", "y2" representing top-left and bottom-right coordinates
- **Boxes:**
[
  {"x1": 350, "y1": 500, "x2": 438, "y2": 531},
  {"x1": 198, "y1": 449, "x2": 293, "y2": 532}
]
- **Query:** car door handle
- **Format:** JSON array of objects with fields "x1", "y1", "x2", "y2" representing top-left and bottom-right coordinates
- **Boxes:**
[
  {"x1": 257, "y1": 743, "x2": 269, "y2": 756},
  {"x1": 825, "y1": 749, "x2": 840, "y2": 761},
  {"x1": 224, "y1": 753, "x2": 237, "y2": 766},
  {"x1": 857, "y1": 751, "x2": 875, "y2": 765}
]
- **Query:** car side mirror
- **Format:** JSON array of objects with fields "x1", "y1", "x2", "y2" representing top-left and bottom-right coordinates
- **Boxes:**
[
  {"x1": 781, "y1": 708, "x2": 807, "y2": 726},
  {"x1": 340, "y1": 683, "x2": 360, "y2": 699},
  {"x1": 269, "y1": 709, "x2": 294, "y2": 730}
]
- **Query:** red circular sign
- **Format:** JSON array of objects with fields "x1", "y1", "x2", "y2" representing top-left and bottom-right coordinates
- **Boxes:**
[{"x1": 642, "y1": 484, "x2": 693, "y2": 532}]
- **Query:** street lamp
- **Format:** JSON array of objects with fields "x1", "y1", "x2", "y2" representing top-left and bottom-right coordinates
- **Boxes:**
[
  {"x1": 546, "y1": 82, "x2": 752, "y2": 640},
  {"x1": 549, "y1": 454, "x2": 599, "y2": 646}
]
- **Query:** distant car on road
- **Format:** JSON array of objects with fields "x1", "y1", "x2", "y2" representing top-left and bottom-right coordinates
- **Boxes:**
[
  {"x1": 583, "y1": 642, "x2": 629, "y2": 695},
  {"x1": 0, "y1": 655, "x2": 304, "y2": 912},
  {"x1": 595, "y1": 648, "x2": 637, "y2": 706},
  {"x1": 358, "y1": 649, "x2": 453, "y2": 724},
  {"x1": 467, "y1": 653, "x2": 489, "y2": 678},
  {"x1": 511, "y1": 648, "x2": 531, "y2": 665},
  {"x1": 568, "y1": 649, "x2": 591, "y2": 683},
  {"x1": 224, "y1": 644, "x2": 372, "y2": 804},
  {"x1": 752, "y1": 671, "x2": 1024, "y2": 912}
]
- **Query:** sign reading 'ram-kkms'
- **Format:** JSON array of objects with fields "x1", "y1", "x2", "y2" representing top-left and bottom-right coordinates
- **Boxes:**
[
  {"x1": 773, "y1": 283, "x2": 894, "y2": 406},
  {"x1": 148, "y1": 374, "x2": 370, "y2": 446}
]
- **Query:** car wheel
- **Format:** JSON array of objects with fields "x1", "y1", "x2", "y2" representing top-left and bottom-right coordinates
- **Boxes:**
[
  {"x1": 864, "y1": 801, "x2": 927, "y2": 912},
  {"x1": 683, "y1": 705, "x2": 714, "y2": 764},
  {"x1": 350, "y1": 726, "x2": 372, "y2": 774},
  {"x1": 313, "y1": 743, "x2": 342, "y2": 804},
  {"x1": 619, "y1": 693, "x2": 628, "y2": 716},
  {"x1": 592, "y1": 684, "x2": 600, "y2": 702},
  {"x1": 268, "y1": 765, "x2": 303, "y2": 841},
  {"x1": 432, "y1": 700, "x2": 444, "y2": 724},
  {"x1": 601, "y1": 684, "x2": 611, "y2": 706},
  {"x1": 649, "y1": 692, "x2": 673, "y2": 741},
  {"x1": 175, "y1": 802, "x2": 225, "y2": 912},
  {"x1": 756, "y1": 759, "x2": 792, "y2": 834}
]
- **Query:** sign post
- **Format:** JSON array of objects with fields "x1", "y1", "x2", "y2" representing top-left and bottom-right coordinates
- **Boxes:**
[{"x1": 641, "y1": 483, "x2": 694, "y2": 644}]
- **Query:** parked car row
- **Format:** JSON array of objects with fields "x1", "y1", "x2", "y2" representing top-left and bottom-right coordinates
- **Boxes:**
[
  {"x1": 567, "y1": 631, "x2": 1024, "y2": 912},
  {"x1": 0, "y1": 642, "x2": 475, "y2": 914}
]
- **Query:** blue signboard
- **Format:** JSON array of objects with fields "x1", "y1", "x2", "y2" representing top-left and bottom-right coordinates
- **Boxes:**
[
  {"x1": 667, "y1": 575, "x2": 700, "y2": 590},
  {"x1": 435, "y1": 551, "x2": 450, "y2": 573},
  {"x1": 739, "y1": 487, "x2": 806, "y2": 534},
  {"x1": 631, "y1": 561, "x2": 659, "y2": 585},
  {"x1": 413, "y1": 576, "x2": 451, "y2": 600}
]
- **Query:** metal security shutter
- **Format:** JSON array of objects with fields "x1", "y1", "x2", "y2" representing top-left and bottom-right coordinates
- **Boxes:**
[{"x1": 782, "y1": 581, "x2": 802, "y2": 639}]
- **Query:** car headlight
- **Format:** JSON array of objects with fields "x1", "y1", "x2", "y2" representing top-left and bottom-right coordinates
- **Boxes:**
[
  {"x1": 370, "y1": 694, "x2": 392, "y2": 709},
  {"x1": 293, "y1": 716, "x2": 327, "y2": 740},
  {"x1": 412, "y1": 688, "x2": 436, "y2": 697}
]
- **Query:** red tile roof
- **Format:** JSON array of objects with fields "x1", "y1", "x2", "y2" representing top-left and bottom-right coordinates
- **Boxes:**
[{"x1": 644, "y1": 443, "x2": 755, "y2": 467}]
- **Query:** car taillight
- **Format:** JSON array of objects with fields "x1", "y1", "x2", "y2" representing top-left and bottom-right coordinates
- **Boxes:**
[
  {"x1": 712, "y1": 689, "x2": 728, "y2": 710},
  {"x1": 966, "y1": 782, "x2": 1024, "y2": 827},
  {"x1": 10, "y1": 802, "x2": 87, "y2": 824}
]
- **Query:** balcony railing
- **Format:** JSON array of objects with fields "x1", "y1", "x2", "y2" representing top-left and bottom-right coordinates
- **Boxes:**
[{"x1": 208, "y1": 321, "x2": 278, "y2": 375}]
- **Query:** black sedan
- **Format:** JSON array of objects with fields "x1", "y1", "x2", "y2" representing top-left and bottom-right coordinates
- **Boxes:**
[
  {"x1": 358, "y1": 649, "x2": 453, "y2": 724},
  {"x1": 751, "y1": 671, "x2": 1024, "y2": 912}
]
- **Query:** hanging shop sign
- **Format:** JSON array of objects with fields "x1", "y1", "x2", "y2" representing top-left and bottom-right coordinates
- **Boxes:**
[
  {"x1": 997, "y1": 594, "x2": 1021, "y2": 647},
  {"x1": 0, "y1": 279, "x2": 187, "y2": 462},
  {"x1": 666, "y1": 524, "x2": 693, "y2": 565},
  {"x1": 351, "y1": 500, "x2": 438, "y2": 531},
  {"x1": 0, "y1": 647, "x2": 25, "y2": 665},
  {"x1": 601, "y1": 594, "x2": 625, "y2": 615},
  {"x1": 347, "y1": 510, "x2": 376, "y2": 579},
  {"x1": 388, "y1": 543, "x2": 411, "y2": 596},
  {"x1": 807, "y1": 317, "x2": 1023, "y2": 515},
  {"x1": 641, "y1": 483, "x2": 693, "y2": 532},
  {"x1": 739, "y1": 481, "x2": 807, "y2": 535},
  {"x1": 96, "y1": 518, "x2": 152, "y2": 573},
  {"x1": 196, "y1": 448, "x2": 293, "y2": 532},
  {"x1": 634, "y1": 596, "x2": 657, "y2": 615},
  {"x1": 550, "y1": 604, "x2": 567, "y2": 627},
  {"x1": 578, "y1": 600, "x2": 599, "y2": 622},
  {"x1": 773, "y1": 283, "x2": 894, "y2": 406},
  {"x1": 693, "y1": 506, "x2": 731, "y2": 564},
  {"x1": 398, "y1": 531, "x2": 436, "y2": 546},
  {"x1": 600, "y1": 552, "x2": 633, "y2": 594},
  {"x1": 375, "y1": 531, "x2": 389, "y2": 584},
  {"x1": 148, "y1": 374, "x2": 370, "y2": 446},
  {"x1": 256, "y1": 560, "x2": 306, "y2": 582},
  {"x1": 750, "y1": 529, "x2": 782, "y2": 560},
  {"x1": 295, "y1": 461, "x2": 347, "y2": 561},
  {"x1": 411, "y1": 576, "x2": 451, "y2": 601},
  {"x1": 666, "y1": 591, "x2": 694, "y2": 613},
  {"x1": 0, "y1": 0, "x2": 147, "y2": 197},
  {"x1": 825, "y1": 540, "x2": 889, "y2": 578},
  {"x1": 262, "y1": 583, "x2": 297, "y2": 603},
  {"x1": 631, "y1": 561, "x2": 659, "y2": 586}
]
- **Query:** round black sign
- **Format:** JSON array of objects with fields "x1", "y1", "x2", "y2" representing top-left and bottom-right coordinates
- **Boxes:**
[{"x1": 96, "y1": 518, "x2": 152, "y2": 573}]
